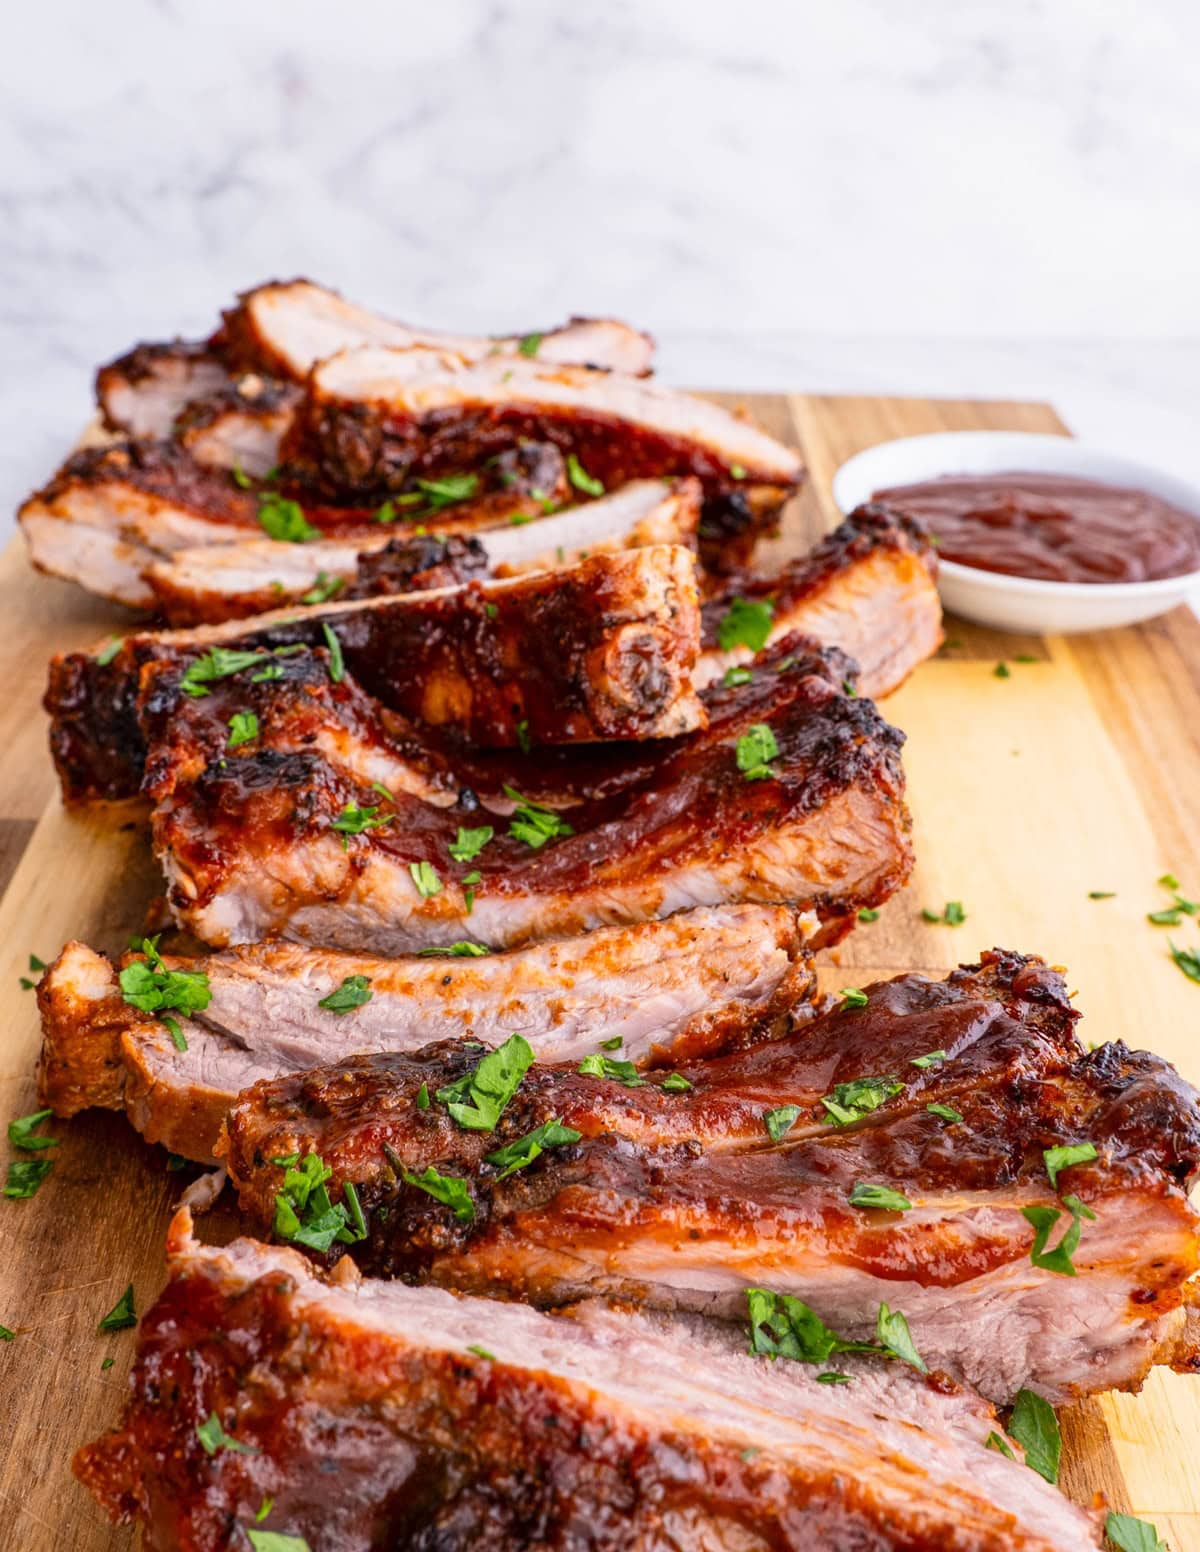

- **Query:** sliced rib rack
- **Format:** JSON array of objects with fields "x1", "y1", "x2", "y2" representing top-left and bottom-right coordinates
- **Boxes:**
[
  {"x1": 220, "y1": 950, "x2": 1200, "y2": 1406},
  {"x1": 36, "y1": 905, "x2": 819, "y2": 1160},
  {"x1": 74, "y1": 1209, "x2": 1102, "y2": 1552}
]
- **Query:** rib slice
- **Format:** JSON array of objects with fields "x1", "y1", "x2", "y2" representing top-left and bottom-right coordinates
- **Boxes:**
[
  {"x1": 143, "y1": 478, "x2": 702, "y2": 626},
  {"x1": 220, "y1": 277, "x2": 657, "y2": 379},
  {"x1": 138, "y1": 640, "x2": 909, "y2": 952},
  {"x1": 222, "y1": 950, "x2": 1200, "y2": 1406},
  {"x1": 19, "y1": 438, "x2": 571, "y2": 610},
  {"x1": 95, "y1": 280, "x2": 654, "y2": 440},
  {"x1": 699, "y1": 504, "x2": 943, "y2": 699},
  {"x1": 283, "y1": 346, "x2": 802, "y2": 564},
  {"x1": 74, "y1": 1210, "x2": 1101, "y2": 1552},
  {"x1": 36, "y1": 905, "x2": 818, "y2": 1161}
]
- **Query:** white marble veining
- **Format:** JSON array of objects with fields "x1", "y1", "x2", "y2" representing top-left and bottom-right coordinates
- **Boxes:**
[{"x1": 1, "y1": 0, "x2": 1197, "y2": 527}]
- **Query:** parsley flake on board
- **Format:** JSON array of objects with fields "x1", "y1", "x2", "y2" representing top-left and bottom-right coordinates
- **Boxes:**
[
  {"x1": 196, "y1": 1412, "x2": 258, "y2": 1456},
  {"x1": 763, "y1": 1105, "x2": 801, "y2": 1143},
  {"x1": 857, "y1": 907, "x2": 880, "y2": 922},
  {"x1": 1043, "y1": 1142, "x2": 1097, "y2": 1189},
  {"x1": 435, "y1": 1034, "x2": 534, "y2": 1131},
  {"x1": 1022, "y1": 1194, "x2": 1096, "y2": 1276},
  {"x1": 227, "y1": 710, "x2": 259, "y2": 748},
  {"x1": 4, "y1": 1160, "x2": 53, "y2": 1198},
  {"x1": 484, "y1": 1119, "x2": 582, "y2": 1180},
  {"x1": 1169, "y1": 941, "x2": 1200, "y2": 982},
  {"x1": 98, "y1": 1284, "x2": 137, "y2": 1332},
  {"x1": 578, "y1": 1053, "x2": 646, "y2": 1087},
  {"x1": 449, "y1": 825, "x2": 493, "y2": 863},
  {"x1": 273, "y1": 1154, "x2": 368, "y2": 1253},
  {"x1": 400, "y1": 1164, "x2": 475, "y2": 1223},
  {"x1": 921, "y1": 901, "x2": 966, "y2": 926},
  {"x1": 820, "y1": 1075, "x2": 903, "y2": 1126},
  {"x1": 503, "y1": 786, "x2": 574, "y2": 849},
  {"x1": 735, "y1": 723, "x2": 779, "y2": 781},
  {"x1": 566, "y1": 453, "x2": 605, "y2": 497},
  {"x1": 1008, "y1": 1388, "x2": 1061, "y2": 1483},
  {"x1": 717, "y1": 596, "x2": 774, "y2": 653},
  {"x1": 1104, "y1": 1513, "x2": 1169, "y2": 1552},
  {"x1": 257, "y1": 492, "x2": 319, "y2": 543},
  {"x1": 848, "y1": 1182, "x2": 912, "y2": 1212},
  {"x1": 1088, "y1": 890, "x2": 1116, "y2": 900},
  {"x1": 318, "y1": 974, "x2": 373, "y2": 1013},
  {"x1": 8, "y1": 1108, "x2": 58, "y2": 1151},
  {"x1": 0, "y1": 1324, "x2": 14, "y2": 1341}
]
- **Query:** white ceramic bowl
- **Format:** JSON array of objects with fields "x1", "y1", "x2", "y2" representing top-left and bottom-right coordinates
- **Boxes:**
[{"x1": 832, "y1": 431, "x2": 1200, "y2": 634}]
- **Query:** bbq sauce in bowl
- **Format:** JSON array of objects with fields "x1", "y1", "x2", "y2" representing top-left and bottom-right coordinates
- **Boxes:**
[{"x1": 872, "y1": 472, "x2": 1200, "y2": 585}]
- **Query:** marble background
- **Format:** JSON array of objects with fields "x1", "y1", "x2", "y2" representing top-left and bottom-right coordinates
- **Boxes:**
[{"x1": 1, "y1": 0, "x2": 1197, "y2": 527}]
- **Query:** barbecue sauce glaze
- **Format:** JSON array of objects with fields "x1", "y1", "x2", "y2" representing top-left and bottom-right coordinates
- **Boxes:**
[{"x1": 873, "y1": 471, "x2": 1200, "y2": 584}]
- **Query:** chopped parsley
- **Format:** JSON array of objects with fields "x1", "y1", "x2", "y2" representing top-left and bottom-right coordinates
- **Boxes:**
[
  {"x1": 19, "y1": 952, "x2": 46, "y2": 991},
  {"x1": 409, "y1": 860, "x2": 443, "y2": 899},
  {"x1": 180, "y1": 646, "x2": 270, "y2": 697},
  {"x1": 227, "y1": 710, "x2": 259, "y2": 748},
  {"x1": 660, "y1": 1072, "x2": 692, "y2": 1093},
  {"x1": 1149, "y1": 907, "x2": 1183, "y2": 926},
  {"x1": 516, "y1": 719, "x2": 532, "y2": 754},
  {"x1": 416, "y1": 1083, "x2": 430, "y2": 1111},
  {"x1": 847, "y1": 1182, "x2": 912, "y2": 1212},
  {"x1": 994, "y1": 662, "x2": 1011, "y2": 679},
  {"x1": 414, "y1": 473, "x2": 479, "y2": 510},
  {"x1": 921, "y1": 901, "x2": 966, "y2": 926},
  {"x1": 400, "y1": 1163, "x2": 475, "y2": 1223},
  {"x1": 816, "y1": 1371, "x2": 851, "y2": 1384},
  {"x1": 717, "y1": 596, "x2": 774, "y2": 653},
  {"x1": 517, "y1": 332, "x2": 542, "y2": 358},
  {"x1": 735, "y1": 723, "x2": 779, "y2": 781},
  {"x1": 1008, "y1": 1387, "x2": 1061, "y2": 1483},
  {"x1": 467, "y1": 1344, "x2": 496, "y2": 1360},
  {"x1": 247, "y1": 1531, "x2": 312, "y2": 1552},
  {"x1": 273, "y1": 1153, "x2": 368, "y2": 1253},
  {"x1": 258, "y1": 492, "x2": 319, "y2": 543},
  {"x1": 301, "y1": 571, "x2": 346, "y2": 605},
  {"x1": 8, "y1": 1109, "x2": 58, "y2": 1152},
  {"x1": 255, "y1": 1496, "x2": 274, "y2": 1523},
  {"x1": 162, "y1": 1015, "x2": 187, "y2": 1052},
  {"x1": 1159, "y1": 872, "x2": 1181, "y2": 890},
  {"x1": 820, "y1": 1075, "x2": 903, "y2": 1126},
  {"x1": 566, "y1": 453, "x2": 605, "y2": 497},
  {"x1": 857, "y1": 907, "x2": 880, "y2": 922},
  {"x1": 910, "y1": 1050, "x2": 946, "y2": 1069},
  {"x1": 196, "y1": 1412, "x2": 258, "y2": 1456},
  {"x1": 599, "y1": 1036, "x2": 623, "y2": 1051},
  {"x1": 745, "y1": 1289, "x2": 926, "y2": 1373},
  {"x1": 578, "y1": 1053, "x2": 646, "y2": 1087},
  {"x1": 320, "y1": 621, "x2": 344, "y2": 682},
  {"x1": 435, "y1": 1034, "x2": 534, "y2": 1131},
  {"x1": 375, "y1": 500, "x2": 397, "y2": 524},
  {"x1": 729, "y1": 463, "x2": 747, "y2": 479},
  {"x1": 1043, "y1": 1142, "x2": 1097, "y2": 1189},
  {"x1": 1088, "y1": 891, "x2": 1115, "y2": 900},
  {"x1": 119, "y1": 940, "x2": 211, "y2": 1026},
  {"x1": 318, "y1": 974, "x2": 373, "y2": 1013},
  {"x1": 722, "y1": 665, "x2": 754, "y2": 688},
  {"x1": 1105, "y1": 1513, "x2": 1169, "y2": 1552},
  {"x1": 1169, "y1": 941, "x2": 1200, "y2": 982},
  {"x1": 503, "y1": 786, "x2": 574, "y2": 849},
  {"x1": 0, "y1": 1324, "x2": 14, "y2": 1341},
  {"x1": 3, "y1": 1160, "x2": 53, "y2": 1198},
  {"x1": 763, "y1": 1104, "x2": 801, "y2": 1143},
  {"x1": 926, "y1": 1102, "x2": 963, "y2": 1123},
  {"x1": 484, "y1": 1119, "x2": 582, "y2": 1180},
  {"x1": 331, "y1": 804, "x2": 392, "y2": 846},
  {"x1": 984, "y1": 1430, "x2": 1017, "y2": 1460},
  {"x1": 839, "y1": 987, "x2": 868, "y2": 1009},
  {"x1": 97, "y1": 1284, "x2": 137, "y2": 1332},
  {"x1": 1022, "y1": 1193, "x2": 1096, "y2": 1276},
  {"x1": 96, "y1": 637, "x2": 123, "y2": 666},
  {"x1": 449, "y1": 825, "x2": 493, "y2": 863},
  {"x1": 417, "y1": 941, "x2": 490, "y2": 957}
]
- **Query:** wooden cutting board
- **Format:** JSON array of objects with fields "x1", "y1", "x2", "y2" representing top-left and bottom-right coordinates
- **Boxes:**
[{"x1": 1, "y1": 392, "x2": 1197, "y2": 1550}]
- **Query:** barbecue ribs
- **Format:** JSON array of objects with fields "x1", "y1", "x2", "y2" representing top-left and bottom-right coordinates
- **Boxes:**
[
  {"x1": 36, "y1": 906, "x2": 819, "y2": 1160},
  {"x1": 220, "y1": 950, "x2": 1200, "y2": 1406},
  {"x1": 75, "y1": 1209, "x2": 1102, "y2": 1552}
]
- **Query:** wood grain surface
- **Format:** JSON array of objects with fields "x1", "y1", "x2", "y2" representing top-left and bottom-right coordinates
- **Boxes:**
[{"x1": 1, "y1": 393, "x2": 1197, "y2": 1548}]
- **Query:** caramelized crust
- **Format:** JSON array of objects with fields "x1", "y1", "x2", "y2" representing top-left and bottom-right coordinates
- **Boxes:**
[
  {"x1": 222, "y1": 950, "x2": 1200, "y2": 1404},
  {"x1": 74, "y1": 1214, "x2": 1103, "y2": 1552}
]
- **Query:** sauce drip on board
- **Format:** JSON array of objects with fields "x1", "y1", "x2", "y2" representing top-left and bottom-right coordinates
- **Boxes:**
[{"x1": 872, "y1": 471, "x2": 1200, "y2": 584}]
